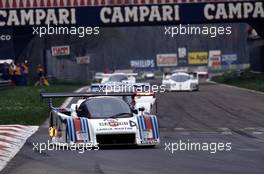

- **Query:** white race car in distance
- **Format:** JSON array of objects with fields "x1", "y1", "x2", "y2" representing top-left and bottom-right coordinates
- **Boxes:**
[
  {"x1": 90, "y1": 73, "x2": 155, "y2": 113},
  {"x1": 94, "y1": 73, "x2": 137, "y2": 84},
  {"x1": 142, "y1": 72, "x2": 155, "y2": 79},
  {"x1": 162, "y1": 72, "x2": 199, "y2": 91},
  {"x1": 91, "y1": 73, "x2": 138, "y2": 92}
]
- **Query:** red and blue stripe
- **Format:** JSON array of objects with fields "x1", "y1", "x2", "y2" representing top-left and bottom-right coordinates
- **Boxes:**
[
  {"x1": 66, "y1": 117, "x2": 90, "y2": 143},
  {"x1": 137, "y1": 115, "x2": 159, "y2": 140}
]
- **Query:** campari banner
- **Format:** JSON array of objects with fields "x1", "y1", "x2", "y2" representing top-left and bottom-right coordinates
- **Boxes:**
[{"x1": 0, "y1": 0, "x2": 263, "y2": 27}]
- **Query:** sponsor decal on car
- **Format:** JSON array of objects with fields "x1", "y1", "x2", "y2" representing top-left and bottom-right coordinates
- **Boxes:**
[
  {"x1": 141, "y1": 140, "x2": 159, "y2": 144},
  {"x1": 129, "y1": 120, "x2": 137, "y2": 127},
  {"x1": 76, "y1": 132, "x2": 88, "y2": 141},
  {"x1": 143, "y1": 129, "x2": 154, "y2": 139},
  {"x1": 99, "y1": 119, "x2": 129, "y2": 127}
]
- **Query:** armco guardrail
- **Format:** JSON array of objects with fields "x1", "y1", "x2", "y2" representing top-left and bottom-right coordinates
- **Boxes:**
[{"x1": 0, "y1": 80, "x2": 11, "y2": 87}]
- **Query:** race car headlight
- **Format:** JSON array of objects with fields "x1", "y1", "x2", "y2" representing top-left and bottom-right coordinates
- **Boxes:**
[{"x1": 49, "y1": 127, "x2": 56, "y2": 137}]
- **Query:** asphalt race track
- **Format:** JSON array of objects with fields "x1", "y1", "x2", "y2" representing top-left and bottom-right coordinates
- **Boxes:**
[{"x1": 1, "y1": 82, "x2": 264, "y2": 174}]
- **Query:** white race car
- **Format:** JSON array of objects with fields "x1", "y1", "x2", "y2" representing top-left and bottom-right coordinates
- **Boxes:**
[
  {"x1": 134, "y1": 92, "x2": 157, "y2": 114},
  {"x1": 162, "y1": 72, "x2": 199, "y2": 91},
  {"x1": 142, "y1": 72, "x2": 155, "y2": 79},
  {"x1": 91, "y1": 73, "x2": 155, "y2": 113},
  {"x1": 94, "y1": 73, "x2": 137, "y2": 84},
  {"x1": 91, "y1": 73, "x2": 138, "y2": 92},
  {"x1": 41, "y1": 92, "x2": 160, "y2": 147}
]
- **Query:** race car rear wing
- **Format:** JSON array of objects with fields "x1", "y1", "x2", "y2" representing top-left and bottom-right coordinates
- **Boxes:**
[
  {"x1": 41, "y1": 92, "x2": 155, "y2": 108},
  {"x1": 94, "y1": 73, "x2": 138, "y2": 79},
  {"x1": 41, "y1": 92, "x2": 137, "y2": 99}
]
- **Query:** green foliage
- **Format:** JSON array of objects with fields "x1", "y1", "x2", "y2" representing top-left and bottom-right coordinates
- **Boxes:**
[
  {"x1": 0, "y1": 82, "x2": 85, "y2": 125},
  {"x1": 212, "y1": 70, "x2": 264, "y2": 92}
]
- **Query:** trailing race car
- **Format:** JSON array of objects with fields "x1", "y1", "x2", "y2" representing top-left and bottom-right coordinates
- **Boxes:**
[
  {"x1": 142, "y1": 72, "x2": 155, "y2": 79},
  {"x1": 90, "y1": 73, "x2": 155, "y2": 113},
  {"x1": 91, "y1": 72, "x2": 140, "y2": 92},
  {"x1": 41, "y1": 92, "x2": 160, "y2": 147},
  {"x1": 93, "y1": 72, "x2": 137, "y2": 84},
  {"x1": 162, "y1": 72, "x2": 199, "y2": 91}
]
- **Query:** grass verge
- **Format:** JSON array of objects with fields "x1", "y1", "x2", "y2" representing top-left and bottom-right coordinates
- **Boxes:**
[
  {"x1": 211, "y1": 70, "x2": 264, "y2": 92},
  {"x1": 0, "y1": 81, "x2": 87, "y2": 125}
]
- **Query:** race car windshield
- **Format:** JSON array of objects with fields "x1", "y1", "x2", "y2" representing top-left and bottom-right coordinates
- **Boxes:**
[
  {"x1": 171, "y1": 75, "x2": 190, "y2": 82},
  {"x1": 81, "y1": 97, "x2": 132, "y2": 118},
  {"x1": 108, "y1": 75, "x2": 128, "y2": 82}
]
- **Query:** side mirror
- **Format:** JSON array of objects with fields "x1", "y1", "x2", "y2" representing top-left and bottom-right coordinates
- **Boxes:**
[
  {"x1": 139, "y1": 107, "x2": 145, "y2": 112},
  {"x1": 132, "y1": 109, "x2": 138, "y2": 114}
]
